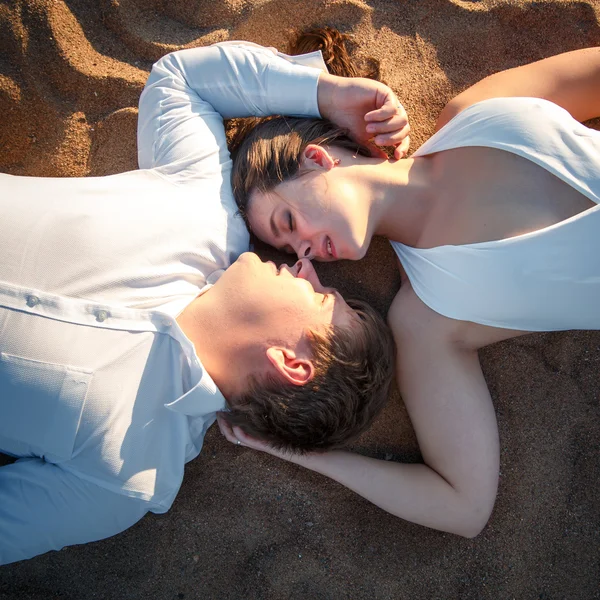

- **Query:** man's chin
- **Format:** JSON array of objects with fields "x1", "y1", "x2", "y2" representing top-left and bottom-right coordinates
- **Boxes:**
[{"x1": 235, "y1": 251, "x2": 260, "y2": 264}]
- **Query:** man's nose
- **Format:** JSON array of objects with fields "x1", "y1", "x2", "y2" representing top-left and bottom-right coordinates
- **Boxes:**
[{"x1": 293, "y1": 257, "x2": 310, "y2": 277}]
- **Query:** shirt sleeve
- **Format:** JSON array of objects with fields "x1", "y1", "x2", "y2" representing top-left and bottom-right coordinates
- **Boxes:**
[
  {"x1": 0, "y1": 458, "x2": 149, "y2": 565},
  {"x1": 137, "y1": 43, "x2": 323, "y2": 183}
]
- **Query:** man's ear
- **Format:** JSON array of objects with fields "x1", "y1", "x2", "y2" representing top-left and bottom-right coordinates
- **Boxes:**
[
  {"x1": 266, "y1": 347, "x2": 315, "y2": 386},
  {"x1": 300, "y1": 144, "x2": 337, "y2": 171}
]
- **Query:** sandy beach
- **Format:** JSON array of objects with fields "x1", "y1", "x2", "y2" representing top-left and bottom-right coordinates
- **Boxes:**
[{"x1": 1, "y1": 1, "x2": 599, "y2": 598}]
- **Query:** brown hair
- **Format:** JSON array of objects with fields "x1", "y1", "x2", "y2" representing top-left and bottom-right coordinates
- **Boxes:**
[
  {"x1": 223, "y1": 28, "x2": 394, "y2": 453},
  {"x1": 222, "y1": 298, "x2": 395, "y2": 453},
  {"x1": 287, "y1": 26, "x2": 380, "y2": 80},
  {"x1": 231, "y1": 117, "x2": 372, "y2": 225},
  {"x1": 228, "y1": 26, "x2": 381, "y2": 225}
]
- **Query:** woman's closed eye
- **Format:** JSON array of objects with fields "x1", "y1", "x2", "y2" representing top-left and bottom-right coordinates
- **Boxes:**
[{"x1": 280, "y1": 212, "x2": 295, "y2": 254}]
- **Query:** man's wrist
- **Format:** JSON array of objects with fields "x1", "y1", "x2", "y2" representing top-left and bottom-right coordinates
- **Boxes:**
[{"x1": 317, "y1": 72, "x2": 344, "y2": 121}]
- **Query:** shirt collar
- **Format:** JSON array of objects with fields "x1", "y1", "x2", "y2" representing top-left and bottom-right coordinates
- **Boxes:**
[
  {"x1": 166, "y1": 267, "x2": 228, "y2": 417},
  {"x1": 164, "y1": 356, "x2": 227, "y2": 417}
]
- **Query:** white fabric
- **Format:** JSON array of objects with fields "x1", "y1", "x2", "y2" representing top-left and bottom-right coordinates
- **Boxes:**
[
  {"x1": 0, "y1": 42, "x2": 323, "y2": 564},
  {"x1": 390, "y1": 97, "x2": 600, "y2": 331}
]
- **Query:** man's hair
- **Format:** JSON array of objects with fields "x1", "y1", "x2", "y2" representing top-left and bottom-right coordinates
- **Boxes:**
[{"x1": 222, "y1": 299, "x2": 395, "y2": 453}]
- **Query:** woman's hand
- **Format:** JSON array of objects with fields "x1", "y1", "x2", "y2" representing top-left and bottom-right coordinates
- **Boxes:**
[
  {"x1": 317, "y1": 72, "x2": 410, "y2": 159},
  {"x1": 216, "y1": 413, "x2": 296, "y2": 462}
]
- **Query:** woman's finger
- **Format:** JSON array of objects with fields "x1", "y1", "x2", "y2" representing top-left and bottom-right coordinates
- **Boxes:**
[
  {"x1": 365, "y1": 143, "x2": 388, "y2": 159},
  {"x1": 398, "y1": 135, "x2": 411, "y2": 154},
  {"x1": 232, "y1": 425, "x2": 257, "y2": 447},
  {"x1": 216, "y1": 413, "x2": 239, "y2": 444}
]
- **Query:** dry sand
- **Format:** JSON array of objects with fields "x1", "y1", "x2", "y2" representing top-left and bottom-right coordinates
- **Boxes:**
[{"x1": 1, "y1": 0, "x2": 599, "y2": 598}]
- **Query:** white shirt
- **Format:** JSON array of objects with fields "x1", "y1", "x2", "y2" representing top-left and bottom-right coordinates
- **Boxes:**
[
  {"x1": 0, "y1": 43, "x2": 325, "y2": 564},
  {"x1": 391, "y1": 98, "x2": 600, "y2": 331}
]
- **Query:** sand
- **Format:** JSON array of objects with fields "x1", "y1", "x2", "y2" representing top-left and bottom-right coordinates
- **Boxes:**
[{"x1": 0, "y1": 0, "x2": 599, "y2": 598}]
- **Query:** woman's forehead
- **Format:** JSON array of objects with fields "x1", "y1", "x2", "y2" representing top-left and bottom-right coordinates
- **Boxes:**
[{"x1": 247, "y1": 189, "x2": 281, "y2": 238}]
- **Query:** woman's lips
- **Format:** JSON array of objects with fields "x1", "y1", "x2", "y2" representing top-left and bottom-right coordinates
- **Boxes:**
[
  {"x1": 320, "y1": 236, "x2": 338, "y2": 260},
  {"x1": 327, "y1": 236, "x2": 338, "y2": 259}
]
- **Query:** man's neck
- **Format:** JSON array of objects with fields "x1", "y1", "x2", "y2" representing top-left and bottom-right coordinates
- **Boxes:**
[{"x1": 176, "y1": 291, "x2": 249, "y2": 400}]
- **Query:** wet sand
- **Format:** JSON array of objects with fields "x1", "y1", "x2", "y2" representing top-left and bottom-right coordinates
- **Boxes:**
[{"x1": 1, "y1": 1, "x2": 599, "y2": 598}]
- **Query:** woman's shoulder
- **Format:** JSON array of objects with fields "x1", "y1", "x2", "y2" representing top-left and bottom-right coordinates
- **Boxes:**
[
  {"x1": 435, "y1": 97, "x2": 573, "y2": 138},
  {"x1": 414, "y1": 97, "x2": 581, "y2": 158},
  {"x1": 446, "y1": 96, "x2": 571, "y2": 125},
  {"x1": 388, "y1": 283, "x2": 523, "y2": 350},
  {"x1": 388, "y1": 283, "x2": 466, "y2": 343}
]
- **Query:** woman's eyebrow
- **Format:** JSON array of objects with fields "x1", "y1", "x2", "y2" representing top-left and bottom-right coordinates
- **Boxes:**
[{"x1": 269, "y1": 212, "x2": 280, "y2": 239}]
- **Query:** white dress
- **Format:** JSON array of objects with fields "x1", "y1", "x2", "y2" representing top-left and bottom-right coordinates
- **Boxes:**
[{"x1": 390, "y1": 97, "x2": 600, "y2": 331}]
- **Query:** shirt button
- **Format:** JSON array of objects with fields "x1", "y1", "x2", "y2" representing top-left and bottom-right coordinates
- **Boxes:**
[
  {"x1": 162, "y1": 319, "x2": 172, "y2": 327},
  {"x1": 96, "y1": 310, "x2": 109, "y2": 322},
  {"x1": 26, "y1": 295, "x2": 40, "y2": 307}
]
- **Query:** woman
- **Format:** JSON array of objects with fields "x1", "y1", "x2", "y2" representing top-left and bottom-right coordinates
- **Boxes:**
[{"x1": 219, "y1": 32, "x2": 600, "y2": 537}]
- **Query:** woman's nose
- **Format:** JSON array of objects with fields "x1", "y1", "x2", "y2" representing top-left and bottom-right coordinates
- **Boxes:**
[{"x1": 297, "y1": 240, "x2": 313, "y2": 259}]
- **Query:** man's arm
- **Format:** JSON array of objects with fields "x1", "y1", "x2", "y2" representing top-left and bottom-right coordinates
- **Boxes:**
[
  {"x1": 137, "y1": 43, "x2": 323, "y2": 181},
  {"x1": 0, "y1": 458, "x2": 148, "y2": 565},
  {"x1": 137, "y1": 43, "x2": 410, "y2": 181},
  {"x1": 437, "y1": 47, "x2": 600, "y2": 129}
]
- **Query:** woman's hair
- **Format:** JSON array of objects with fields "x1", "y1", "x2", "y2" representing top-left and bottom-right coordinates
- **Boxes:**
[
  {"x1": 222, "y1": 298, "x2": 395, "y2": 453},
  {"x1": 287, "y1": 26, "x2": 380, "y2": 79},
  {"x1": 231, "y1": 117, "x2": 372, "y2": 224},
  {"x1": 229, "y1": 26, "x2": 381, "y2": 226}
]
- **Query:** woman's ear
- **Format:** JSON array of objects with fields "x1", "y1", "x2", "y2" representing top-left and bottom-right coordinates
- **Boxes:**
[
  {"x1": 266, "y1": 347, "x2": 315, "y2": 386},
  {"x1": 300, "y1": 144, "x2": 337, "y2": 171}
]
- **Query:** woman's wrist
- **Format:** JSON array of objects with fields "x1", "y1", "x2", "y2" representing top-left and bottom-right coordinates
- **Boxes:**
[{"x1": 286, "y1": 448, "x2": 346, "y2": 475}]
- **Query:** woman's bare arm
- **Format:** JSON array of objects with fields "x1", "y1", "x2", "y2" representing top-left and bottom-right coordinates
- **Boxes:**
[
  {"x1": 437, "y1": 47, "x2": 600, "y2": 130},
  {"x1": 279, "y1": 333, "x2": 499, "y2": 537},
  {"x1": 218, "y1": 289, "x2": 501, "y2": 538}
]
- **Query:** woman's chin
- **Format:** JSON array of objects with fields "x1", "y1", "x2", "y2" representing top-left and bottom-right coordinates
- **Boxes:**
[
  {"x1": 342, "y1": 248, "x2": 364, "y2": 262},
  {"x1": 354, "y1": 242, "x2": 370, "y2": 261}
]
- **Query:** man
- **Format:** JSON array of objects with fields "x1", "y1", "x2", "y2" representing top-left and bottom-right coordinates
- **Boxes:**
[{"x1": 0, "y1": 42, "x2": 403, "y2": 564}]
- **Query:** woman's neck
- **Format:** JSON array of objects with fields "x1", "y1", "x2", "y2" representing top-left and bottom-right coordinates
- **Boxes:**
[{"x1": 368, "y1": 156, "x2": 437, "y2": 246}]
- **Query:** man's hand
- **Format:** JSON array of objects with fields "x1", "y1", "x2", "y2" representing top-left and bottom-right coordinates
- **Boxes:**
[{"x1": 317, "y1": 72, "x2": 410, "y2": 159}]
